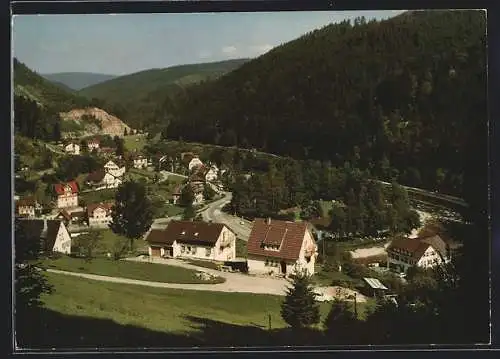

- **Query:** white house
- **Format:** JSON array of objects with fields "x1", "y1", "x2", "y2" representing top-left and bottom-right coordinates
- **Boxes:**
[
  {"x1": 65, "y1": 142, "x2": 80, "y2": 155},
  {"x1": 86, "y1": 169, "x2": 123, "y2": 189},
  {"x1": 386, "y1": 235, "x2": 452, "y2": 274},
  {"x1": 87, "y1": 202, "x2": 114, "y2": 227},
  {"x1": 103, "y1": 160, "x2": 126, "y2": 178},
  {"x1": 133, "y1": 154, "x2": 148, "y2": 169},
  {"x1": 145, "y1": 220, "x2": 236, "y2": 261},
  {"x1": 188, "y1": 157, "x2": 204, "y2": 172},
  {"x1": 16, "y1": 219, "x2": 72, "y2": 254},
  {"x1": 54, "y1": 181, "x2": 79, "y2": 209},
  {"x1": 87, "y1": 138, "x2": 100, "y2": 151},
  {"x1": 16, "y1": 196, "x2": 42, "y2": 218},
  {"x1": 201, "y1": 165, "x2": 218, "y2": 182},
  {"x1": 246, "y1": 218, "x2": 318, "y2": 277}
]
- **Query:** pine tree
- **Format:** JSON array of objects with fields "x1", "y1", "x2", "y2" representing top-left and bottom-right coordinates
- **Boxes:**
[
  {"x1": 280, "y1": 268, "x2": 320, "y2": 329},
  {"x1": 323, "y1": 299, "x2": 359, "y2": 344},
  {"x1": 183, "y1": 205, "x2": 196, "y2": 220}
]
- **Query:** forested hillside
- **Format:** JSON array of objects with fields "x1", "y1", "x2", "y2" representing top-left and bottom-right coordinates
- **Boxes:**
[
  {"x1": 43, "y1": 72, "x2": 117, "y2": 91},
  {"x1": 163, "y1": 10, "x2": 487, "y2": 197},
  {"x1": 78, "y1": 58, "x2": 250, "y2": 130}
]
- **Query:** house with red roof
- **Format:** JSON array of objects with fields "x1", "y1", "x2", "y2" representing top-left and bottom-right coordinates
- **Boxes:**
[
  {"x1": 145, "y1": 220, "x2": 236, "y2": 261},
  {"x1": 54, "y1": 181, "x2": 79, "y2": 209},
  {"x1": 246, "y1": 218, "x2": 318, "y2": 276},
  {"x1": 386, "y1": 234, "x2": 451, "y2": 274},
  {"x1": 87, "y1": 202, "x2": 114, "y2": 227}
]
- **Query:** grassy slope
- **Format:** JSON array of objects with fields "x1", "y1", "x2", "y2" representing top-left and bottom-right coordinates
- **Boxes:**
[
  {"x1": 41, "y1": 256, "x2": 225, "y2": 284},
  {"x1": 78, "y1": 59, "x2": 250, "y2": 104}
]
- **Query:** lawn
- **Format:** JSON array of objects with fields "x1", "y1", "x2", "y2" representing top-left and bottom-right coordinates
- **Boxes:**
[
  {"x1": 40, "y1": 256, "x2": 225, "y2": 284},
  {"x1": 184, "y1": 259, "x2": 221, "y2": 270},
  {"x1": 92, "y1": 229, "x2": 149, "y2": 256},
  {"x1": 80, "y1": 188, "x2": 116, "y2": 204},
  {"x1": 124, "y1": 134, "x2": 148, "y2": 152}
]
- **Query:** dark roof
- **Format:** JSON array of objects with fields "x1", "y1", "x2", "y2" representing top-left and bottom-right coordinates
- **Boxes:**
[
  {"x1": 247, "y1": 218, "x2": 311, "y2": 261},
  {"x1": 70, "y1": 211, "x2": 86, "y2": 219},
  {"x1": 387, "y1": 238, "x2": 432, "y2": 260},
  {"x1": 54, "y1": 181, "x2": 79, "y2": 195},
  {"x1": 86, "y1": 169, "x2": 106, "y2": 182},
  {"x1": 55, "y1": 210, "x2": 71, "y2": 221},
  {"x1": 146, "y1": 220, "x2": 228, "y2": 246},
  {"x1": 16, "y1": 219, "x2": 64, "y2": 251},
  {"x1": 172, "y1": 184, "x2": 183, "y2": 195},
  {"x1": 419, "y1": 234, "x2": 448, "y2": 258},
  {"x1": 16, "y1": 196, "x2": 38, "y2": 207}
]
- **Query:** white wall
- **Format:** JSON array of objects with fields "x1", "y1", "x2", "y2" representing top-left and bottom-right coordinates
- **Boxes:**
[
  {"x1": 18, "y1": 206, "x2": 35, "y2": 217},
  {"x1": 57, "y1": 194, "x2": 78, "y2": 209},
  {"x1": 416, "y1": 246, "x2": 444, "y2": 268},
  {"x1": 89, "y1": 208, "x2": 111, "y2": 227}
]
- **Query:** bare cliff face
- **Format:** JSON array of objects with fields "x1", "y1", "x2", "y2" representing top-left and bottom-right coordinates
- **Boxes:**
[{"x1": 59, "y1": 107, "x2": 133, "y2": 138}]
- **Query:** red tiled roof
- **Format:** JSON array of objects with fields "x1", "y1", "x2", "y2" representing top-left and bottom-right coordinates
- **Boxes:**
[
  {"x1": 86, "y1": 169, "x2": 106, "y2": 183},
  {"x1": 146, "y1": 220, "x2": 229, "y2": 246},
  {"x1": 54, "y1": 181, "x2": 79, "y2": 195},
  {"x1": 87, "y1": 202, "x2": 114, "y2": 218},
  {"x1": 247, "y1": 218, "x2": 310, "y2": 261}
]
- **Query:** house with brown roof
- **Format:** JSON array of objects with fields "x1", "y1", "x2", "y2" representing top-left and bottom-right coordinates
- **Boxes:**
[
  {"x1": 55, "y1": 209, "x2": 86, "y2": 226},
  {"x1": 386, "y1": 234, "x2": 451, "y2": 274},
  {"x1": 15, "y1": 196, "x2": 41, "y2": 218},
  {"x1": 86, "y1": 168, "x2": 123, "y2": 189},
  {"x1": 145, "y1": 220, "x2": 236, "y2": 261},
  {"x1": 87, "y1": 138, "x2": 100, "y2": 151},
  {"x1": 54, "y1": 181, "x2": 79, "y2": 209},
  {"x1": 246, "y1": 218, "x2": 318, "y2": 276},
  {"x1": 87, "y1": 202, "x2": 114, "y2": 228},
  {"x1": 103, "y1": 160, "x2": 126, "y2": 178},
  {"x1": 132, "y1": 153, "x2": 148, "y2": 169},
  {"x1": 16, "y1": 219, "x2": 72, "y2": 254},
  {"x1": 171, "y1": 184, "x2": 183, "y2": 205}
]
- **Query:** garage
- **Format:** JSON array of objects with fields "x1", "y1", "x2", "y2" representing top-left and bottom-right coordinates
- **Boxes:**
[{"x1": 150, "y1": 247, "x2": 161, "y2": 257}]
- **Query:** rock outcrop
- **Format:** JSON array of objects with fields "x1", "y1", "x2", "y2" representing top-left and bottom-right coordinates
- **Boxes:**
[{"x1": 59, "y1": 107, "x2": 133, "y2": 138}]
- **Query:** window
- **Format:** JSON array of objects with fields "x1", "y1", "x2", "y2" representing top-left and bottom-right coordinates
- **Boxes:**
[
  {"x1": 265, "y1": 259, "x2": 269, "y2": 266},
  {"x1": 205, "y1": 248, "x2": 211, "y2": 257}
]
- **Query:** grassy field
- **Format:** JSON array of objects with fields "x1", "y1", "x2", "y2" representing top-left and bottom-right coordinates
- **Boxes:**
[
  {"x1": 79, "y1": 188, "x2": 116, "y2": 204},
  {"x1": 184, "y1": 259, "x2": 221, "y2": 270},
  {"x1": 92, "y1": 229, "x2": 148, "y2": 256},
  {"x1": 124, "y1": 135, "x2": 148, "y2": 152},
  {"x1": 40, "y1": 256, "x2": 225, "y2": 284}
]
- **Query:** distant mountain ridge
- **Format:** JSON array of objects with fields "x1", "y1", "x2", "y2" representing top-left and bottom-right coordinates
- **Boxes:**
[{"x1": 42, "y1": 72, "x2": 118, "y2": 91}]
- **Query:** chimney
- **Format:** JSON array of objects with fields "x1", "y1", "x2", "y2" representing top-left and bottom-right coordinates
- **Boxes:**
[{"x1": 267, "y1": 217, "x2": 271, "y2": 225}]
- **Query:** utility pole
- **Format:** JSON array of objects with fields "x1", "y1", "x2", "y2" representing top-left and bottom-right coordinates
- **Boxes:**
[
  {"x1": 268, "y1": 313, "x2": 272, "y2": 330},
  {"x1": 354, "y1": 293, "x2": 358, "y2": 319}
]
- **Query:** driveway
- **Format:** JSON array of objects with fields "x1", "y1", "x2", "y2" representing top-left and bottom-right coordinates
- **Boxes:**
[
  {"x1": 48, "y1": 257, "x2": 291, "y2": 297},
  {"x1": 200, "y1": 192, "x2": 252, "y2": 241}
]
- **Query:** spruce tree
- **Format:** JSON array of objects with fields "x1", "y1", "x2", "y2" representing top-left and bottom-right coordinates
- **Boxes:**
[
  {"x1": 280, "y1": 268, "x2": 320, "y2": 329},
  {"x1": 323, "y1": 299, "x2": 359, "y2": 344}
]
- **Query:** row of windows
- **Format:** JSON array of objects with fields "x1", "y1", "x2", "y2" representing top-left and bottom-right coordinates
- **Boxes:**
[{"x1": 265, "y1": 259, "x2": 279, "y2": 267}]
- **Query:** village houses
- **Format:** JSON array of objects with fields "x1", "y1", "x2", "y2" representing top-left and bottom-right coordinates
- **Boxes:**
[
  {"x1": 103, "y1": 160, "x2": 126, "y2": 178},
  {"x1": 16, "y1": 196, "x2": 42, "y2": 218},
  {"x1": 54, "y1": 209, "x2": 86, "y2": 227},
  {"x1": 17, "y1": 219, "x2": 72, "y2": 254},
  {"x1": 132, "y1": 154, "x2": 148, "y2": 169},
  {"x1": 87, "y1": 202, "x2": 114, "y2": 228},
  {"x1": 54, "y1": 181, "x2": 79, "y2": 209},
  {"x1": 246, "y1": 218, "x2": 319, "y2": 276},
  {"x1": 64, "y1": 142, "x2": 80, "y2": 155},
  {"x1": 145, "y1": 220, "x2": 236, "y2": 261}
]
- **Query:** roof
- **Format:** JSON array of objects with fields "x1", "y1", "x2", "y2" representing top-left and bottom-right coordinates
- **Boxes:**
[
  {"x1": 172, "y1": 184, "x2": 183, "y2": 195},
  {"x1": 387, "y1": 238, "x2": 432, "y2": 260},
  {"x1": 363, "y1": 277, "x2": 388, "y2": 290},
  {"x1": 55, "y1": 210, "x2": 71, "y2": 221},
  {"x1": 146, "y1": 220, "x2": 228, "y2": 246},
  {"x1": 70, "y1": 211, "x2": 86, "y2": 219},
  {"x1": 16, "y1": 196, "x2": 38, "y2": 207},
  {"x1": 16, "y1": 219, "x2": 64, "y2": 251},
  {"x1": 100, "y1": 147, "x2": 115, "y2": 153},
  {"x1": 247, "y1": 218, "x2": 311, "y2": 261},
  {"x1": 88, "y1": 138, "x2": 100, "y2": 144},
  {"x1": 86, "y1": 169, "x2": 106, "y2": 182},
  {"x1": 310, "y1": 216, "x2": 332, "y2": 229},
  {"x1": 54, "y1": 181, "x2": 79, "y2": 195},
  {"x1": 87, "y1": 202, "x2": 114, "y2": 217},
  {"x1": 419, "y1": 234, "x2": 448, "y2": 258}
]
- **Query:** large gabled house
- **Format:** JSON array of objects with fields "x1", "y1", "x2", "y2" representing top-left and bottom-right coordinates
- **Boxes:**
[
  {"x1": 15, "y1": 196, "x2": 42, "y2": 218},
  {"x1": 16, "y1": 219, "x2": 72, "y2": 254},
  {"x1": 54, "y1": 181, "x2": 79, "y2": 209},
  {"x1": 103, "y1": 160, "x2": 126, "y2": 178},
  {"x1": 386, "y1": 234, "x2": 459, "y2": 274},
  {"x1": 145, "y1": 220, "x2": 236, "y2": 261},
  {"x1": 86, "y1": 169, "x2": 123, "y2": 189},
  {"x1": 132, "y1": 154, "x2": 148, "y2": 169},
  {"x1": 87, "y1": 202, "x2": 114, "y2": 227},
  {"x1": 64, "y1": 142, "x2": 80, "y2": 155},
  {"x1": 246, "y1": 218, "x2": 318, "y2": 276}
]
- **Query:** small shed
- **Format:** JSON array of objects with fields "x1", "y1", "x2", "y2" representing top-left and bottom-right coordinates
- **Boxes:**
[{"x1": 363, "y1": 277, "x2": 388, "y2": 298}]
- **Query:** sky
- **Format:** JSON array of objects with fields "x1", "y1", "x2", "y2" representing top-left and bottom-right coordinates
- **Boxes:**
[{"x1": 13, "y1": 10, "x2": 405, "y2": 76}]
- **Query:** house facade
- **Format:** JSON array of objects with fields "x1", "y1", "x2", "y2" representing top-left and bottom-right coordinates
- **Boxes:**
[
  {"x1": 16, "y1": 219, "x2": 72, "y2": 254},
  {"x1": 16, "y1": 196, "x2": 41, "y2": 218},
  {"x1": 145, "y1": 221, "x2": 236, "y2": 261},
  {"x1": 246, "y1": 218, "x2": 318, "y2": 276},
  {"x1": 87, "y1": 138, "x2": 100, "y2": 151},
  {"x1": 87, "y1": 202, "x2": 114, "y2": 227},
  {"x1": 103, "y1": 160, "x2": 126, "y2": 178},
  {"x1": 171, "y1": 184, "x2": 183, "y2": 205},
  {"x1": 65, "y1": 143, "x2": 80, "y2": 155},
  {"x1": 86, "y1": 169, "x2": 123, "y2": 189},
  {"x1": 386, "y1": 236, "x2": 448, "y2": 274},
  {"x1": 188, "y1": 157, "x2": 204, "y2": 172},
  {"x1": 54, "y1": 181, "x2": 79, "y2": 209},
  {"x1": 133, "y1": 155, "x2": 148, "y2": 169}
]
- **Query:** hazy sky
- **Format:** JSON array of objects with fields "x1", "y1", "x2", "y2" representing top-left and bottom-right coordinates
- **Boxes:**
[{"x1": 13, "y1": 10, "x2": 404, "y2": 76}]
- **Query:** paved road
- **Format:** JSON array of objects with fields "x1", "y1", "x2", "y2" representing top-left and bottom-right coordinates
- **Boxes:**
[
  {"x1": 47, "y1": 257, "x2": 290, "y2": 296},
  {"x1": 159, "y1": 170, "x2": 188, "y2": 181},
  {"x1": 201, "y1": 192, "x2": 252, "y2": 241}
]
